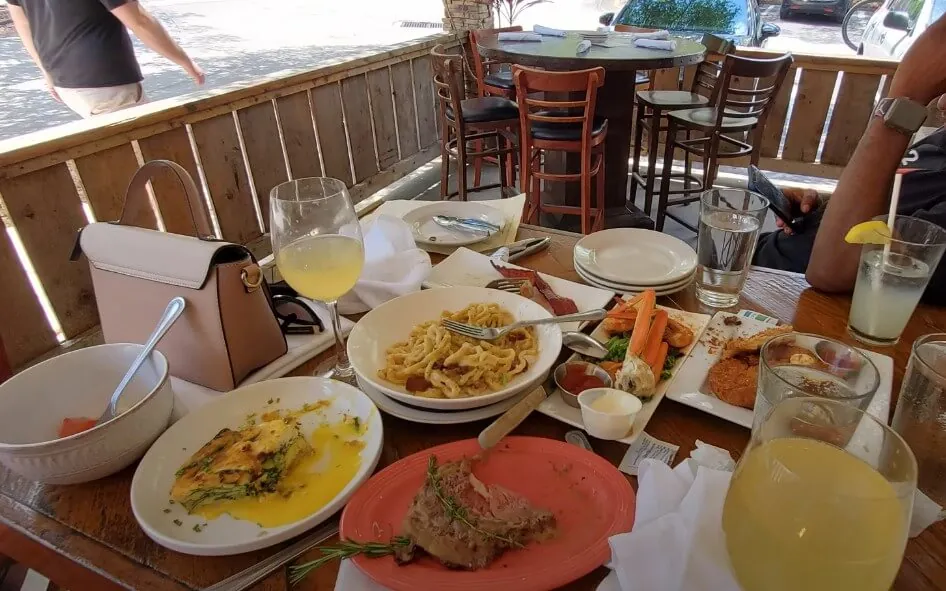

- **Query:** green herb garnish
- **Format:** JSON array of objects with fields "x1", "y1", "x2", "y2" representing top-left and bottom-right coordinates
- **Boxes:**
[
  {"x1": 173, "y1": 519, "x2": 183, "y2": 527},
  {"x1": 289, "y1": 537, "x2": 413, "y2": 586},
  {"x1": 604, "y1": 335, "x2": 629, "y2": 361}
]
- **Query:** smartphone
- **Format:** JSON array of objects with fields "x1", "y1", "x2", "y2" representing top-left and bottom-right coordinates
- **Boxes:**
[{"x1": 747, "y1": 165, "x2": 806, "y2": 233}]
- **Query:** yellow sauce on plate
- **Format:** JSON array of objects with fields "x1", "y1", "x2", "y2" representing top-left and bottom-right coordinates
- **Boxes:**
[{"x1": 194, "y1": 419, "x2": 365, "y2": 527}]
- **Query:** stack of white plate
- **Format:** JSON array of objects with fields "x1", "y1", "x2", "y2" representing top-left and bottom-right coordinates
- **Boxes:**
[
  {"x1": 578, "y1": 30, "x2": 610, "y2": 43},
  {"x1": 573, "y1": 228, "x2": 698, "y2": 295}
]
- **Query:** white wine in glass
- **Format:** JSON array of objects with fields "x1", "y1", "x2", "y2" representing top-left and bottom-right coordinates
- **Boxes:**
[
  {"x1": 270, "y1": 178, "x2": 365, "y2": 381},
  {"x1": 723, "y1": 397, "x2": 916, "y2": 591}
]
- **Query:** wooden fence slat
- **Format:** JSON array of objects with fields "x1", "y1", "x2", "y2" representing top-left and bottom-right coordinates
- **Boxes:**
[
  {"x1": 390, "y1": 61, "x2": 420, "y2": 159},
  {"x1": 760, "y1": 66, "x2": 796, "y2": 159},
  {"x1": 236, "y1": 102, "x2": 288, "y2": 230},
  {"x1": 311, "y1": 83, "x2": 354, "y2": 186},
  {"x1": 74, "y1": 144, "x2": 156, "y2": 229},
  {"x1": 821, "y1": 73, "x2": 882, "y2": 166},
  {"x1": 412, "y1": 56, "x2": 438, "y2": 150},
  {"x1": 0, "y1": 228, "x2": 57, "y2": 368},
  {"x1": 367, "y1": 68, "x2": 400, "y2": 170},
  {"x1": 340, "y1": 75, "x2": 379, "y2": 183},
  {"x1": 190, "y1": 115, "x2": 262, "y2": 245},
  {"x1": 782, "y1": 69, "x2": 838, "y2": 163},
  {"x1": 0, "y1": 164, "x2": 97, "y2": 339},
  {"x1": 275, "y1": 91, "x2": 323, "y2": 179},
  {"x1": 137, "y1": 127, "x2": 203, "y2": 236}
]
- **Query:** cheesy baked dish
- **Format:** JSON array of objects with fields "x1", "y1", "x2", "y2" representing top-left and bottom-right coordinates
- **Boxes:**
[{"x1": 171, "y1": 418, "x2": 312, "y2": 512}]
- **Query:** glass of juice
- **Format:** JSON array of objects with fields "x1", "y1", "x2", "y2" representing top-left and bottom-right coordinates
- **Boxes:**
[
  {"x1": 695, "y1": 188, "x2": 769, "y2": 308},
  {"x1": 892, "y1": 334, "x2": 946, "y2": 519},
  {"x1": 753, "y1": 332, "x2": 880, "y2": 434},
  {"x1": 270, "y1": 178, "x2": 365, "y2": 381},
  {"x1": 724, "y1": 396, "x2": 917, "y2": 591},
  {"x1": 848, "y1": 215, "x2": 946, "y2": 346}
]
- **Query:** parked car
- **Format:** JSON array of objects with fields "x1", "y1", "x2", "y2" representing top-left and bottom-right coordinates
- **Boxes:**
[
  {"x1": 599, "y1": 0, "x2": 780, "y2": 46},
  {"x1": 859, "y1": 0, "x2": 945, "y2": 57},
  {"x1": 780, "y1": 0, "x2": 850, "y2": 23}
]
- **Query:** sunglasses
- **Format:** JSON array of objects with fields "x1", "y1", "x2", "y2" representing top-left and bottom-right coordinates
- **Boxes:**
[{"x1": 272, "y1": 293, "x2": 325, "y2": 335}]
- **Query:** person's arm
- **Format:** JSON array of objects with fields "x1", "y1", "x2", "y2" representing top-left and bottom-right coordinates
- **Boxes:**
[
  {"x1": 7, "y1": 3, "x2": 60, "y2": 101},
  {"x1": 806, "y1": 16, "x2": 946, "y2": 292},
  {"x1": 109, "y1": 1, "x2": 204, "y2": 85}
]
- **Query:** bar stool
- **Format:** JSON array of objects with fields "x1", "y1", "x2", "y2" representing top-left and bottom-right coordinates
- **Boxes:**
[
  {"x1": 513, "y1": 65, "x2": 608, "y2": 235},
  {"x1": 631, "y1": 34, "x2": 735, "y2": 217},
  {"x1": 656, "y1": 53, "x2": 794, "y2": 231},
  {"x1": 431, "y1": 44, "x2": 519, "y2": 201}
]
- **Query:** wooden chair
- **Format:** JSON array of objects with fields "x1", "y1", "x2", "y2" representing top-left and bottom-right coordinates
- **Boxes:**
[
  {"x1": 655, "y1": 53, "x2": 794, "y2": 231},
  {"x1": 631, "y1": 34, "x2": 735, "y2": 217},
  {"x1": 513, "y1": 65, "x2": 608, "y2": 235},
  {"x1": 431, "y1": 44, "x2": 519, "y2": 202}
]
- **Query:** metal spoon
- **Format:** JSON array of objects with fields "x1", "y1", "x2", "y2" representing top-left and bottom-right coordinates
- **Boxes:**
[
  {"x1": 96, "y1": 297, "x2": 186, "y2": 426},
  {"x1": 563, "y1": 331, "x2": 608, "y2": 359}
]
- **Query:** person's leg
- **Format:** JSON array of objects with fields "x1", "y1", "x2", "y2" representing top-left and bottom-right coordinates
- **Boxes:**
[
  {"x1": 55, "y1": 83, "x2": 145, "y2": 119},
  {"x1": 752, "y1": 209, "x2": 824, "y2": 273}
]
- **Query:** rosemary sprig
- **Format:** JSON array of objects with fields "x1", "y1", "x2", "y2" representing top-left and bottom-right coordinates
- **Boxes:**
[
  {"x1": 288, "y1": 536, "x2": 413, "y2": 586},
  {"x1": 426, "y1": 456, "x2": 522, "y2": 548}
]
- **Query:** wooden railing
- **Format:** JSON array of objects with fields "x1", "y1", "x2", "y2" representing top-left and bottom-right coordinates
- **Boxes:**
[{"x1": 0, "y1": 33, "x2": 460, "y2": 370}]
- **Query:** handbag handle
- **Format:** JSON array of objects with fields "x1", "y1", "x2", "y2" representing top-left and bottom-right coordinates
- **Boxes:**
[{"x1": 120, "y1": 159, "x2": 215, "y2": 239}]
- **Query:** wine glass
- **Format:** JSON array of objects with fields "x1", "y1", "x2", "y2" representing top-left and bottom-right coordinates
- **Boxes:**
[
  {"x1": 723, "y1": 396, "x2": 916, "y2": 591},
  {"x1": 270, "y1": 178, "x2": 364, "y2": 381}
]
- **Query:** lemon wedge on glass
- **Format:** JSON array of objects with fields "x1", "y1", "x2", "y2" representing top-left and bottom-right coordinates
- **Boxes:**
[{"x1": 844, "y1": 221, "x2": 892, "y2": 245}]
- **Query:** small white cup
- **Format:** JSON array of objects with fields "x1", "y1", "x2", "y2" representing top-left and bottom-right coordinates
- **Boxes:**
[{"x1": 577, "y1": 388, "x2": 643, "y2": 440}]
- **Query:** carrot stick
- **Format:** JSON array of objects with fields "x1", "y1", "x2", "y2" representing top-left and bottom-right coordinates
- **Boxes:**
[
  {"x1": 642, "y1": 309, "x2": 668, "y2": 366},
  {"x1": 650, "y1": 341, "x2": 669, "y2": 382},
  {"x1": 627, "y1": 290, "x2": 656, "y2": 357}
]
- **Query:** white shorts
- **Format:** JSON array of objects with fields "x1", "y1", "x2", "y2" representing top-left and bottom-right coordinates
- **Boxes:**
[{"x1": 55, "y1": 82, "x2": 146, "y2": 118}]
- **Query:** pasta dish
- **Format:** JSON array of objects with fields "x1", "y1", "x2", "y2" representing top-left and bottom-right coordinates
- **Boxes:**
[{"x1": 378, "y1": 303, "x2": 538, "y2": 398}]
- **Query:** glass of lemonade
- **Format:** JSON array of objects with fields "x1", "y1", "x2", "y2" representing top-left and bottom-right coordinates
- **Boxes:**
[
  {"x1": 753, "y1": 332, "x2": 880, "y2": 434},
  {"x1": 848, "y1": 215, "x2": 946, "y2": 346},
  {"x1": 696, "y1": 189, "x2": 769, "y2": 308},
  {"x1": 271, "y1": 178, "x2": 365, "y2": 381},
  {"x1": 724, "y1": 396, "x2": 917, "y2": 591}
]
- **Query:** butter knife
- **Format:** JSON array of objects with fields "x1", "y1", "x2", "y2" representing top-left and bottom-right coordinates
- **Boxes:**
[{"x1": 478, "y1": 386, "x2": 550, "y2": 449}]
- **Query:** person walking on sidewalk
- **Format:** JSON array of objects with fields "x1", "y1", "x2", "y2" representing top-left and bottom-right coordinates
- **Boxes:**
[{"x1": 8, "y1": 0, "x2": 204, "y2": 118}]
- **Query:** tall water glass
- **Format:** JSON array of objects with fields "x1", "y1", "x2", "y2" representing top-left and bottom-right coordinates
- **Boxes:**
[
  {"x1": 892, "y1": 334, "x2": 946, "y2": 512},
  {"x1": 724, "y1": 397, "x2": 916, "y2": 591},
  {"x1": 270, "y1": 178, "x2": 365, "y2": 381},
  {"x1": 695, "y1": 189, "x2": 769, "y2": 308},
  {"x1": 753, "y1": 332, "x2": 880, "y2": 434},
  {"x1": 848, "y1": 215, "x2": 946, "y2": 346}
]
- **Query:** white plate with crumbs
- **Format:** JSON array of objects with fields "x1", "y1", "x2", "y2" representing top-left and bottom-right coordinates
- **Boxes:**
[
  {"x1": 130, "y1": 377, "x2": 383, "y2": 556},
  {"x1": 403, "y1": 201, "x2": 506, "y2": 247}
]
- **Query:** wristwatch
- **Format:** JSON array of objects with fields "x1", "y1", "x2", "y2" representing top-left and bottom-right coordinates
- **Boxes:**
[{"x1": 874, "y1": 97, "x2": 929, "y2": 136}]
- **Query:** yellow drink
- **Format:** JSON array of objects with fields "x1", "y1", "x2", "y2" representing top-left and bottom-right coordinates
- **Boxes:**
[
  {"x1": 276, "y1": 235, "x2": 364, "y2": 301},
  {"x1": 723, "y1": 438, "x2": 907, "y2": 591}
]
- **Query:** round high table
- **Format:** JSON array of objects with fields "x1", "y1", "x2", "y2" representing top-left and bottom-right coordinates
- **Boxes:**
[{"x1": 477, "y1": 33, "x2": 706, "y2": 212}]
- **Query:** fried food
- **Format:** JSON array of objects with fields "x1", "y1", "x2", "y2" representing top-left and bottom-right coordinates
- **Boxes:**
[
  {"x1": 664, "y1": 318, "x2": 695, "y2": 349},
  {"x1": 707, "y1": 355, "x2": 759, "y2": 409},
  {"x1": 721, "y1": 325, "x2": 793, "y2": 360}
]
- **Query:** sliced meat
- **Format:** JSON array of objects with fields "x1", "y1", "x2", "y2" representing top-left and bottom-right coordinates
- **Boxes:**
[{"x1": 492, "y1": 263, "x2": 578, "y2": 316}]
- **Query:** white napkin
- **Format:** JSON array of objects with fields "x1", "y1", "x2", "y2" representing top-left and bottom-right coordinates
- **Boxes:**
[
  {"x1": 635, "y1": 38, "x2": 677, "y2": 51},
  {"x1": 576, "y1": 40, "x2": 592, "y2": 55},
  {"x1": 336, "y1": 560, "x2": 387, "y2": 591},
  {"x1": 634, "y1": 29, "x2": 670, "y2": 40},
  {"x1": 534, "y1": 24, "x2": 567, "y2": 37},
  {"x1": 498, "y1": 32, "x2": 543, "y2": 42},
  {"x1": 911, "y1": 489, "x2": 946, "y2": 537},
  {"x1": 602, "y1": 442, "x2": 740, "y2": 591},
  {"x1": 337, "y1": 215, "x2": 431, "y2": 315}
]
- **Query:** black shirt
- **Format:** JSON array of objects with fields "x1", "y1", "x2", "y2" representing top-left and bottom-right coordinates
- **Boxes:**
[{"x1": 9, "y1": 0, "x2": 142, "y2": 88}]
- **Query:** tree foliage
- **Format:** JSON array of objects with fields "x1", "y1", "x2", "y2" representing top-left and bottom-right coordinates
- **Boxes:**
[{"x1": 616, "y1": 0, "x2": 740, "y2": 33}]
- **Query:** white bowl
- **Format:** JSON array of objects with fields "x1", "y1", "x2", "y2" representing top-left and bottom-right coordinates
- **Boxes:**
[
  {"x1": 0, "y1": 344, "x2": 173, "y2": 484},
  {"x1": 347, "y1": 286, "x2": 563, "y2": 410},
  {"x1": 578, "y1": 388, "x2": 643, "y2": 440}
]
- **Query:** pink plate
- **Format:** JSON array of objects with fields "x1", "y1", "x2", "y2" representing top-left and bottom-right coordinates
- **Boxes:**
[{"x1": 340, "y1": 436, "x2": 636, "y2": 591}]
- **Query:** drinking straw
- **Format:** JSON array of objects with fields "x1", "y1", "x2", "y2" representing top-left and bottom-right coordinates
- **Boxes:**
[{"x1": 886, "y1": 173, "x2": 902, "y2": 256}]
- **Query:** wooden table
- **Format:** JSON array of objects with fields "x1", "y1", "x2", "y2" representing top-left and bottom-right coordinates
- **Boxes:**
[
  {"x1": 476, "y1": 34, "x2": 705, "y2": 209},
  {"x1": 2, "y1": 225, "x2": 946, "y2": 591}
]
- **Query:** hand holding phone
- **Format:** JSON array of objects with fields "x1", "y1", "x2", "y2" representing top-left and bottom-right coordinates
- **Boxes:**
[{"x1": 747, "y1": 165, "x2": 814, "y2": 234}]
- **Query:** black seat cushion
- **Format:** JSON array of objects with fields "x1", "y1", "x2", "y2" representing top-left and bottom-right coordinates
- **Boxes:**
[
  {"x1": 445, "y1": 97, "x2": 519, "y2": 124},
  {"x1": 530, "y1": 111, "x2": 607, "y2": 141},
  {"x1": 484, "y1": 71, "x2": 515, "y2": 90}
]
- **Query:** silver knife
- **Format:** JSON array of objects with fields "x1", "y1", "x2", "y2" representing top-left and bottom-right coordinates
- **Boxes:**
[{"x1": 489, "y1": 237, "x2": 551, "y2": 262}]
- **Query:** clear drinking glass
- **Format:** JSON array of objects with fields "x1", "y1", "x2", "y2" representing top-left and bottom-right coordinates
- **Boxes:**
[
  {"x1": 848, "y1": 215, "x2": 946, "y2": 346},
  {"x1": 723, "y1": 397, "x2": 917, "y2": 591},
  {"x1": 753, "y1": 332, "x2": 880, "y2": 434},
  {"x1": 892, "y1": 334, "x2": 946, "y2": 511},
  {"x1": 695, "y1": 188, "x2": 769, "y2": 308},
  {"x1": 270, "y1": 178, "x2": 365, "y2": 381}
]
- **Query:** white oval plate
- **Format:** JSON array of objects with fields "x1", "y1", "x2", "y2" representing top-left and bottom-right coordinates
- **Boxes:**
[
  {"x1": 573, "y1": 229, "x2": 697, "y2": 286},
  {"x1": 348, "y1": 286, "x2": 562, "y2": 410},
  {"x1": 574, "y1": 260, "x2": 694, "y2": 296},
  {"x1": 130, "y1": 377, "x2": 383, "y2": 556},
  {"x1": 402, "y1": 201, "x2": 506, "y2": 247}
]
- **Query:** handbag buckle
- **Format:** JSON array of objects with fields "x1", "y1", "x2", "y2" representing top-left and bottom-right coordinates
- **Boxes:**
[{"x1": 241, "y1": 265, "x2": 264, "y2": 292}]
